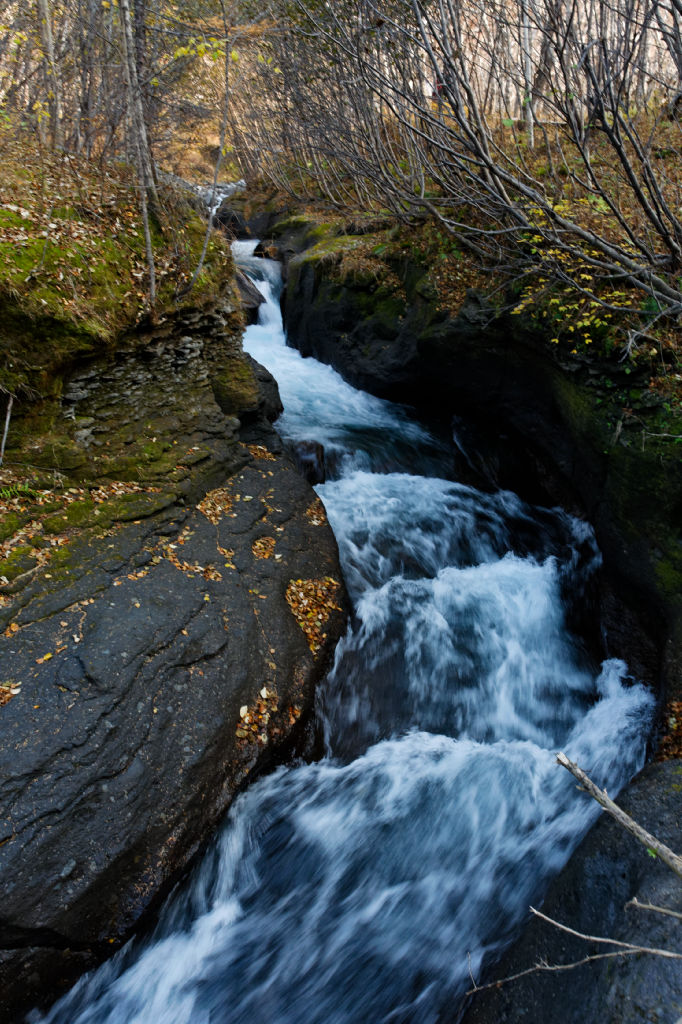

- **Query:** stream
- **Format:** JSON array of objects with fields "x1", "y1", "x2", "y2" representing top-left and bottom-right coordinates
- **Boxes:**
[{"x1": 38, "y1": 243, "x2": 654, "y2": 1024}]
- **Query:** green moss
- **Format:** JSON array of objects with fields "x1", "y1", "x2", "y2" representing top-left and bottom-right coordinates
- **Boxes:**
[
  {"x1": 210, "y1": 355, "x2": 259, "y2": 416},
  {"x1": 139, "y1": 438, "x2": 172, "y2": 462},
  {"x1": 108, "y1": 490, "x2": 177, "y2": 521},
  {"x1": 65, "y1": 498, "x2": 99, "y2": 527},
  {"x1": 300, "y1": 235, "x2": 365, "y2": 264},
  {"x1": 552, "y1": 371, "x2": 611, "y2": 446},
  {"x1": 47, "y1": 544, "x2": 79, "y2": 571},
  {"x1": 0, "y1": 544, "x2": 38, "y2": 581},
  {"x1": 655, "y1": 549, "x2": 682, "y2": 598},
  {"x1": 0, "y1": 512, "x2": 23, "y2": 543},
  {"x1": 307, "y1": 222, "x2": 342, "y2": 242},
  {"x1": 270, "y1": 215, "x2": 315, "y2": 238},
  {"x1": 43, "y1": 500, "x2": 96, "y2": 533},
  {"x1": 41, "y1": 494, "x2": 164, "y2": 533},
  {"x1": 372, "y1": 294, "x2": 407, "y2": 323},
  {"x1": 0, "y1": 189, "x2": 232, "y2": 401}
]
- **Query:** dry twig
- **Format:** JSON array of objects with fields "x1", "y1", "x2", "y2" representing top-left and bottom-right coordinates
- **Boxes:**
[{"x1": 556, "y1": 751, "x2": 682, "y2": 879}]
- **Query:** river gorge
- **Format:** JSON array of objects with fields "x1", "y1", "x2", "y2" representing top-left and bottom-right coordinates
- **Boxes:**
[{"x1": 33, "y1": 244, "x2": 657, "y2": 1024}]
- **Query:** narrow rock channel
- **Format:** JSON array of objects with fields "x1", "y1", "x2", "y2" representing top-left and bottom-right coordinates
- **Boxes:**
[{"x1": 36, "y1": 245, "x2": 654, "y2": 1024}]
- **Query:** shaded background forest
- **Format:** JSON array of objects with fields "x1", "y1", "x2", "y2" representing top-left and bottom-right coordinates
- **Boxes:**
[{"x1": 1, "y1": 0, "x2": 682, "y2": 355}]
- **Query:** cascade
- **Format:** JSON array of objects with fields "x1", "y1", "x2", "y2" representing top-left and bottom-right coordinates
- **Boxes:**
[{"x1": 37, "y1": 242, "x2": 653, "y2": 1024}]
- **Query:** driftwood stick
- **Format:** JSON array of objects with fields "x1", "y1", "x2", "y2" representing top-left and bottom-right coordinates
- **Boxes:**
[
  {"x1": 466, "y1": 948, "x2": 675, "y2": 995},
  {"x1": 556, "y1": 751, "x2": 682, "y2": 879},
  {"x1": 0, "y1": 395, "x2": 13, "y2": 467}
]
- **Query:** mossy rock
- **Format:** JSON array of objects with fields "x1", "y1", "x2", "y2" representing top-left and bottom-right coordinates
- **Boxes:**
[
  {"x1": 0, "y1": 187, "x2": 233, "y2": 402},
  {"x1": 106, "y1": 490, "x2": 178, "y2": 522},
  {"x1": 0, "y1": 512, "x2": 23, "y2": 544},
  {"x1": 43, "y1": 499, "x2": 98, "y2": 533},
  {"x1": 0, "y1": 545, "x2": 38, "y2": 582},
  {"x1": 269, "y1": 215, "x2": 317, "y2": 239},
  {"x1": 210, "y1": 355, "x2": 259, "y2": 417}
]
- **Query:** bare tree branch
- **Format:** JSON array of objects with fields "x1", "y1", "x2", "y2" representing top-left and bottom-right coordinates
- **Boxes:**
[
  {"x1": 627, "y1": 897, "x2": 682, "y2": 921},
  {"x1": 528, "y1": 905, "x2": 682, "y2": 957},
  {"x1": 556, "y1": 751, "x2": 682, "y2": 879}
]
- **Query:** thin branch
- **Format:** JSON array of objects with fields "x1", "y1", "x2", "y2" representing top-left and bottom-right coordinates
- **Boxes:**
[
  {"x1": 528, "y1": 905, "x2": 682, "y2": 958},
  {"x1": 466, "y1": 905, "x2": 682, "y2": 996},
  {"x1": 556, "y1": 752, "x2": 682, "y2": 879},
  {"x1": 0, "y1": 395, "x2": 14, "y2": 467},
  {"x1": 627, "y1": 897, "x2": 682, "y2": 922},
  {"x1": 467, "y1": 948, "x2": 657, "y2": 995}
]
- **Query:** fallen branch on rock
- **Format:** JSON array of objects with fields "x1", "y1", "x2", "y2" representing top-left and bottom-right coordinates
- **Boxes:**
[
  {"x1": 626, "y1": 897, "x2": 682, "y2": 922},
  {"x1": 556, "y1": 751, "x2": 682, "y2": 879},
  {"x1": 466, "y1": 754, "x2": 682, "y2": 997}
]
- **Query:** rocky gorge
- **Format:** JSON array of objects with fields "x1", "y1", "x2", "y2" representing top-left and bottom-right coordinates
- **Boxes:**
[
  {"x1": 224, "y1": 197, "x2": 682, "y2": 1022},
  {"x1": 0, "y1": 185, "x2": 680, "y2": 1023}
]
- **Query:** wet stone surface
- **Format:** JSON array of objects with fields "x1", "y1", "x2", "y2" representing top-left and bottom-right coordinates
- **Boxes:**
[{"x1": 0, "y1": 309, "x2": 347, "y2": 1022}]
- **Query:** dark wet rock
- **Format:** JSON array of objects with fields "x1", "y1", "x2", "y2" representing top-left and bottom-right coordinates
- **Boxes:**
[
  {"x1": 253, "y1": 241, "x2": 279, "y2": 260},
  {"x1": 246, "y1": 355, "x2": 284, "y2": 423},
  {"x1": 235, "y1": 268, "x2": 266, "y2": 324},
  {"x1": 290, "y1": 440, "x2": 326, "y2": 485},
  {"x1": 460, "y1": 759, "x2": 682, "y2": 1024},
  {"x1": 0, "y1": 298, "x2": 347, "y2": 1022},
  {"x1": 210, "y1": 192, "x2": 294, "y2": 243},
  {"x1": 252, "y1": 216, "x2": 342, "y2": 281},
  {"x1": 213, "y1": 202, "x2": 249, "y2": 237}
]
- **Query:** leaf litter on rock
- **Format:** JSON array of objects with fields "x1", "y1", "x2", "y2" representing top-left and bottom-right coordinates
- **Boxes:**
[
  {"x1": 252, "y1": 536, "x2": 276, "y2": 559},
  {"x1": 305, "y1": 497, "x2": 327, "y2": 526},
  {"x1": 235, "y1": 686, "x2": 281, "y2": 747},
  {"x1": 197, "y1": 487, "x2": 235, "y2": 524},
  {"x1": 245, "y1": 443, "x2": 277, "y2": 462},
  {"x1": 285, "y1": 576, "x2": 342, "y2": 654}
]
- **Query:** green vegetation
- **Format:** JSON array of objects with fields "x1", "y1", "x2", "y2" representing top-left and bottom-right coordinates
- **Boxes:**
[{"x1": 0, "y1": 121, "x2": 233, "y2": 403}]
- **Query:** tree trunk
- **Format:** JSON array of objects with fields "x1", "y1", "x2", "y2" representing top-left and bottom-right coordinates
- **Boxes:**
[
  {"x1": 119, "y1": 0, "x2": 157, "y2": 304},
  {"x1": 35, "y1": 0, "x2": 63, "y2": 148},
  {"x1": 520, "y1": 0, "x2": 535, "y2": 147},
  {"x1": 119, "y1": 0, "x2": 158, "y2": 208}
]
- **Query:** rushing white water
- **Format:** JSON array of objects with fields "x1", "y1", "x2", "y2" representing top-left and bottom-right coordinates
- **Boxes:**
[
  {"x1": 37, "y1": 242, "x2": 654, "y2": 1024},
  {"x1": 198, "y1": 179, "x2": 246, "y2": 219}
]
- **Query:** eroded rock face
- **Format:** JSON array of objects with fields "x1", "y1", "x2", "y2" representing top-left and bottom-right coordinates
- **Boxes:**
[
  {"x1": 212, "y1": 202, "x2": 249, "y2": 238},
  {"x1": 0, "y1": 302, "x2": 347, "y2": 1022}
]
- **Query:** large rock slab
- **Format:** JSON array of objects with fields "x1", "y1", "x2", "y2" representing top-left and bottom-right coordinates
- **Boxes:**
[
  {"x1": 0, "y1": 299, "x2": 347, "y2": 1021},
  {"x1": 235, "y1": 268, "x2": 266, "y2": 324},
  {"x1": 460, "y1": 759, "x2": 682, "y2": 1024}
]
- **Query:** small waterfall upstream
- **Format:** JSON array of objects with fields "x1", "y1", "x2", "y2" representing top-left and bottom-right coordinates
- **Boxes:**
[{"x1": 37, "y1": 242, "x2": 654, "y2": 1024}]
